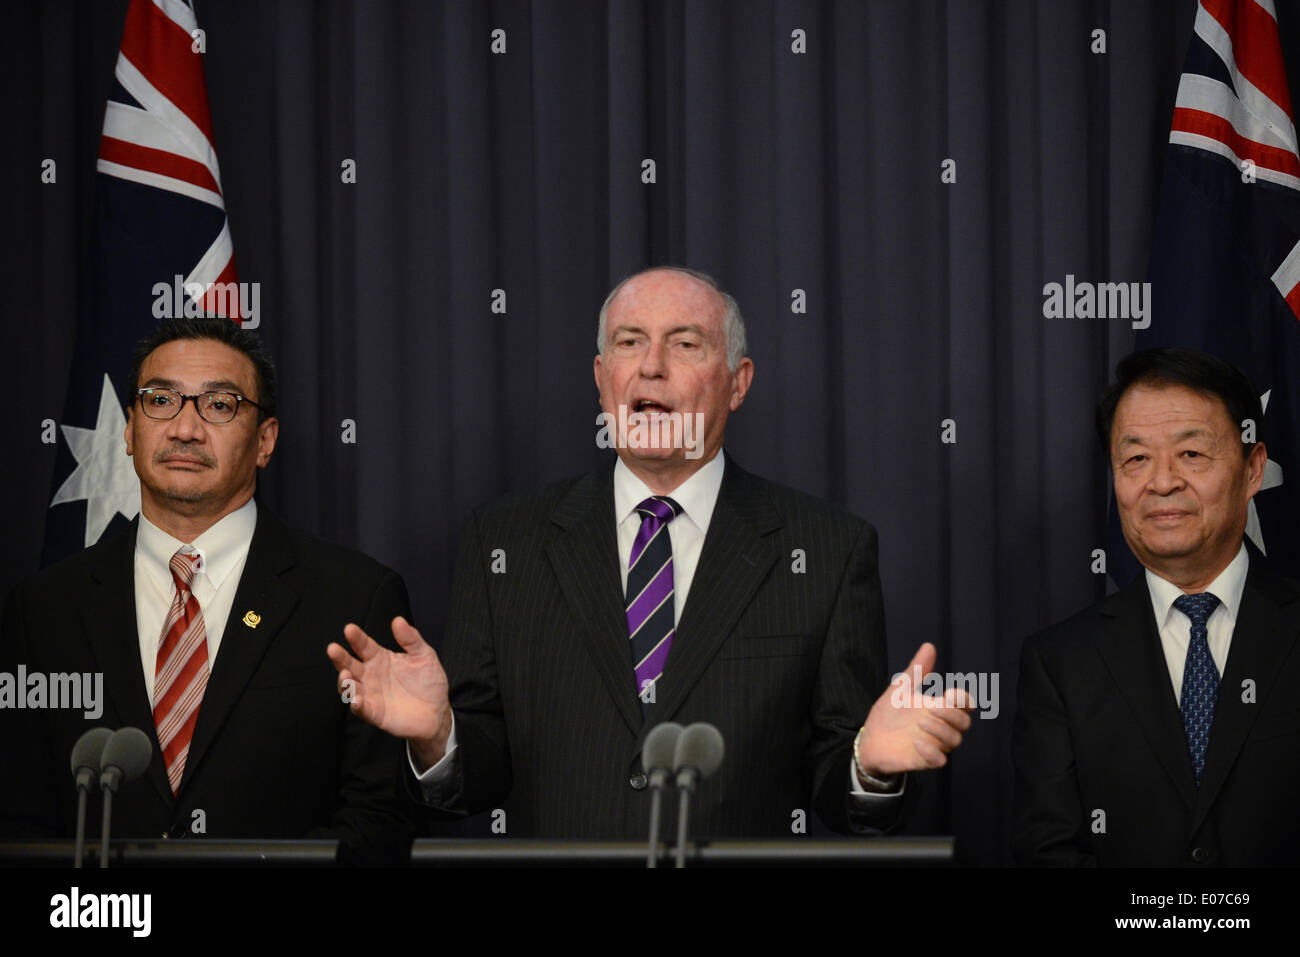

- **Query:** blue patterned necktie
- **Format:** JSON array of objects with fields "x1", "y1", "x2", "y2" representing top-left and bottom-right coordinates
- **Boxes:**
[{"x1": 1174, "y1": 592, "x2": 1221, "y2": 787}]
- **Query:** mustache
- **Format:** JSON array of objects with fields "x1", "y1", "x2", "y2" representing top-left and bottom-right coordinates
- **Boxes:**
[{"x1": 154, "y1": 444, "x2": 216, "y2": 467}]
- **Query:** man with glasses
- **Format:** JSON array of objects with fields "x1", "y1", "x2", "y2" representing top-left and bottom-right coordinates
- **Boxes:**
[{"x1": 0, "y1": 317, "x2": 415, "y2": 864}]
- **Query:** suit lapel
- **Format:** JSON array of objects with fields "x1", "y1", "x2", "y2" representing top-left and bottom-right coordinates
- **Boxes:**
[
  {"x1": 1095, "y1": 578, "x2": 1199, "y2": 811},
  {"x1": 178, "y1": 507, "x2": 300, "y2": 795},
  {"x1": 648, "y1": 457, "x2": 780, "y2": 734},
  {"x1": 547, "y1": 456, "x2": 782, "y2": 751},
  {"x1": 545, "y1": 461, "x2": 645, "y2": 737},
  {"x1": 1190, "y1": 565, "x2": 1300, "y2": 833},
  {"x1": 81, "y1": 524, "x2": 175, "y2": 806},
  {"x1": 75, "y1": 522, "x2": 171, "y2": 806}
]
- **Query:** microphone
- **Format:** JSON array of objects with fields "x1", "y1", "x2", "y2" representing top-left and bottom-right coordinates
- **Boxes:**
[
  {"x1": 641, "y1": 722, "x2": 683, "y2": 868},
  {"x1": 69, "y1": 728, "x2": 113, "y2": 869},
  {"x1": 98, "y1": 728, "x2": 152, "y2": 869},
  {"x1": 671, "y1": 722, "x2": 724, "y2": 869}
]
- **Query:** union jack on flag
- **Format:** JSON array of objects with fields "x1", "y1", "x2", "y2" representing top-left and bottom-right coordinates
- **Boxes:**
[
  {"x1": 1108, "y1": 0, "x2": 1300, "y2": 583},
  {"x1": 42, "y1": 0, "x2": 243, "y2": 564}
]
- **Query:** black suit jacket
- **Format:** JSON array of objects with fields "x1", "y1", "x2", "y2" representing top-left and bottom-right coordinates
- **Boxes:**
[
  {"x1": 424, "y1": 453, "x2": 908, "y2": 838},
  {"x1": 1012, "y1": 560, "x2": 1300, "y2": 866},
  {"x1": 0, "y1": 505, "x2": 415, "y2": 862}
]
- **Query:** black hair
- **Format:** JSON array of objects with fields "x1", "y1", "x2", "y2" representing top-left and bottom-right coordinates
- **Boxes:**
[
  {"x1": 126, "y1": 317, "x2": 277, "y2": 421},
  {"x1": 1095, "y1": 347, "x2": 1261, "y2": 458}
]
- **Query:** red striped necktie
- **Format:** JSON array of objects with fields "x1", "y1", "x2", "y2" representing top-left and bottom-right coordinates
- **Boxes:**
[{"x1": 153, "y1": 548, "x2": 209, "y2": 795}]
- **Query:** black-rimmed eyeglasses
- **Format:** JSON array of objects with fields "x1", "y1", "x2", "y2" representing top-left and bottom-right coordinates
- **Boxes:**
[{"x1": 136, "y1": 388, "x2": 265, "y2": 424}]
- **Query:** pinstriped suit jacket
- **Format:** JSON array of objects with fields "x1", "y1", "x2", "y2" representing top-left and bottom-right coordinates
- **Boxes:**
[{"x1": 430, "y1": 452, "x2": 908, "y2": 838}]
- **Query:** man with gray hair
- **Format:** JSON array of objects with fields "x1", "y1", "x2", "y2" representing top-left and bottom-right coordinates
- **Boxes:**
[{"x1": 331, "y1": 266, "x2": 974, "y2": 839}]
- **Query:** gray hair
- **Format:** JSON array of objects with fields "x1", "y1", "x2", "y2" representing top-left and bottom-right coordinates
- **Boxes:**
[{"x1": 596, "y1": 266, "x2": 748, "y2": 372}]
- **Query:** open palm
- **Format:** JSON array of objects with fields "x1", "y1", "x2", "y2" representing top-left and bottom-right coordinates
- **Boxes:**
[{"x1": 326, "y1": 616, "x2": 451, "y2": 745}]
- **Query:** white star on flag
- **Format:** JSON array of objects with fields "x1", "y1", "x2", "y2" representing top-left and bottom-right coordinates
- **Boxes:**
[
  {"x1": 50, "y1": 374, "x2": 141, "y2": 547},
  {"x1": 1245, "y1": 389, "x2": 1284, "y2": 555}
]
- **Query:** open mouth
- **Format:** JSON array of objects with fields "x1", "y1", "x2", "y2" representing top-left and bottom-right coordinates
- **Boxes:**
[{"x1": 634, "y1": 399, "x2": 672, "y2": 415}]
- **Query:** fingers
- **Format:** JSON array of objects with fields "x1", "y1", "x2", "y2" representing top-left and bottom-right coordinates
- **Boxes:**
[
  {"x1": 927, "y1": 691, "x2": 974, "y2": 731},
  {"x1": 904, "y1": 641, "x2": 937, "y2": 680},
  {"x1": 341, "y1": 622, "x2": 382, "y2": 661},
  {"x1": 326, "y1": 640, "x2": 358, "y2": 673},
  {"x1": 390, "y1": 616, "x2": 429, "y2": 653},
  {"x1": 911, "y1": 734, "x2": 948, "y2": 768},
  {"x1": 334, "y1": 666, "x2": 360, "y2": 708},
  {"x1": 944, "y1": 686, "x2": 979, "y2": 713},
  {"x1": 918, "y1": 714, "x2": 964, "y2": 751}
]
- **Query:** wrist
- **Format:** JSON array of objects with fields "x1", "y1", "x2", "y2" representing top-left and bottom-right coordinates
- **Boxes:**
[
  {"x1": 410, "y1": 708, "x2": 453, "y2": 772},
  {"x1": 853, "y1": 726, "x2": 900, "y2": 792}
]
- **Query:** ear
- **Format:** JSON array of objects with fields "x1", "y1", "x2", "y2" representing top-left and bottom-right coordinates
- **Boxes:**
[
  {"x1": 255, "y1": 417, "x2": 279, "y2": 469},
  {"x1": 593, "y1": 353, "x2": 603, "y2": 391},
  {"x1": 728, "y1": 358, "x2": 755, "y2": 412},
  {"x1": 124, "y1": 405, "x2": 135, "y2": 456},
  {"x1": 1245, "y1": 440, "x2": 1268, "y2": 498}
]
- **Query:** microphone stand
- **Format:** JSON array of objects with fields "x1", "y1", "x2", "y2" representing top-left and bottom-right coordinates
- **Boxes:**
[
  {"x1": 73, "y1": 785, "x2": 90, "y2": 869},
  {"x1": 646, "y1": 769, "x2": 668, "y2": 868},
  {"x1": 674, "y1": 769, "x2": 695, "y2": 869},
  {"x1": 99, "y1": 789, "x2": 115, "y2": 870}
]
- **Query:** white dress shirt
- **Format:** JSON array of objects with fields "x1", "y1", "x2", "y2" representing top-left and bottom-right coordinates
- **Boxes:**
[
  {"x1": 612, "y1": 452, "x2": 724, "y2": 624},
  {"x1": 134, "y1": 499, "x2": 257, "y2": 702},
  {"x1": 414, "y1": 453, "x2": 901, "y2": 809},
  {"x1": 1145, "y1": 543, "x2": 1248, "y2": 705}
]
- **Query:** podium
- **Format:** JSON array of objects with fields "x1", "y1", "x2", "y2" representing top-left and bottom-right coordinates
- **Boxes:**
[{"x1": 0, "y1": 837, "x2": 952, "y2": 867}]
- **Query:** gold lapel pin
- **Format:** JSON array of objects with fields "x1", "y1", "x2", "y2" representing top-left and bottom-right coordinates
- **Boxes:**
[{"x1": 242, "y1": 610, "x2": 262, "y2": 628}]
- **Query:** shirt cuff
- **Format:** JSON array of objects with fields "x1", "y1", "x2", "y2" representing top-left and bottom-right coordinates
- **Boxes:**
[
  {"x1": 848, "y1": 760, "x2": 905, "y2": 802},
  {"x1": 407, "y1": 713, "x2": 458, "y2": 783}
]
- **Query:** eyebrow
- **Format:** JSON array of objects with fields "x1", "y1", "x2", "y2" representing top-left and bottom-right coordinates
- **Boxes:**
[
  {"x1": 139, "y1": 377, "x2": 247, "y2": 394},
  {"x1": 202, "y1": 379, "x2": 246, "y2": 393},
  {"x1": 1116, "y1": 427, "x2": 1213, "y2": 447},
  {"x1": 610, "y1": 323, "x2": 708, "y2": 338}
]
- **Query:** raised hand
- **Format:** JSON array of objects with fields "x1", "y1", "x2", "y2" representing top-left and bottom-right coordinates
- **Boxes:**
[
  {"x1": 326, "y1": 616, "x2": 453, "y2": 769},
  {"x1": 855, "y1": 642, "x2": 976, "y2": 779}
]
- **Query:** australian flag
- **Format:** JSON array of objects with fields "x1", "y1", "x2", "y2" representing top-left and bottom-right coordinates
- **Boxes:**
[
  {"x1": 1109, "y1": 0, "x2": 1300, "y2": 584},
  {"x1": 42, "y1": 0, "x2": 243, "y2": 566}
]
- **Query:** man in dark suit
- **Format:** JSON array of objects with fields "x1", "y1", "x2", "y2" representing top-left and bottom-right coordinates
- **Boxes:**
[
  {"x1": 1013, "y1": 347, "x2": 1300, "y2": 866},
  {"x1": 330, "y1": 266, "x2": 974, "y2": 838},
  {"x1": 0, "y1": 317, "x2": 414, "y2": 863}
]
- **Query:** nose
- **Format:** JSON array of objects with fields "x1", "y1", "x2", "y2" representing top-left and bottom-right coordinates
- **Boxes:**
[
  {"x1": 1146, "y1": 454, "x2": 1185, "y2": 495},
  {"x1": 639, "y1": 339, "x2": 668, "y2": 378},
  {"x1": 165, "y1": 397, "x2": 208, "y2": 442}
]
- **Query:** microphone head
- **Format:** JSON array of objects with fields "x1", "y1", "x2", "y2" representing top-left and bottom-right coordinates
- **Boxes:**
[
  {"x1": 642, "y1": 722, "x2": 684, "y2": 773},
  {"x1": 673, "y1": 722, "x2": 725, "y2": 780},
  {"x1": 70, "y1": 728, "x2": 114, "y2": 780},
  {"x1": 100, "y1": 727, "x2": 153, "y2": 785}
]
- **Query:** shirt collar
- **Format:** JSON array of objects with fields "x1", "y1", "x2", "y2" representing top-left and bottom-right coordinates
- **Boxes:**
[
  {"x1": 137, "y1": 498, "x2": 258, "y2": 591},
  {"x1": 1145, "y1": 542, "x2": 1249, "y2": 629},
  {"x1": 613, "y1": 452, "x2": 726, "y2": 534}
]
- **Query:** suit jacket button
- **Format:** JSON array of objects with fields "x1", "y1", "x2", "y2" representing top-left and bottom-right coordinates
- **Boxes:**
[
  {"x1": 1191, "y1": 847, "x2": 1208, "y2": 864},
  {"x1": 629, "y1": 772, "x2": 648, "y2": 791}
]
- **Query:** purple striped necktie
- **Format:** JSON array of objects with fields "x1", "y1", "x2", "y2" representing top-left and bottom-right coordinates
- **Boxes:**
[{"x1": 626, "y1": 496, "x2": 682, "y2": 711}]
